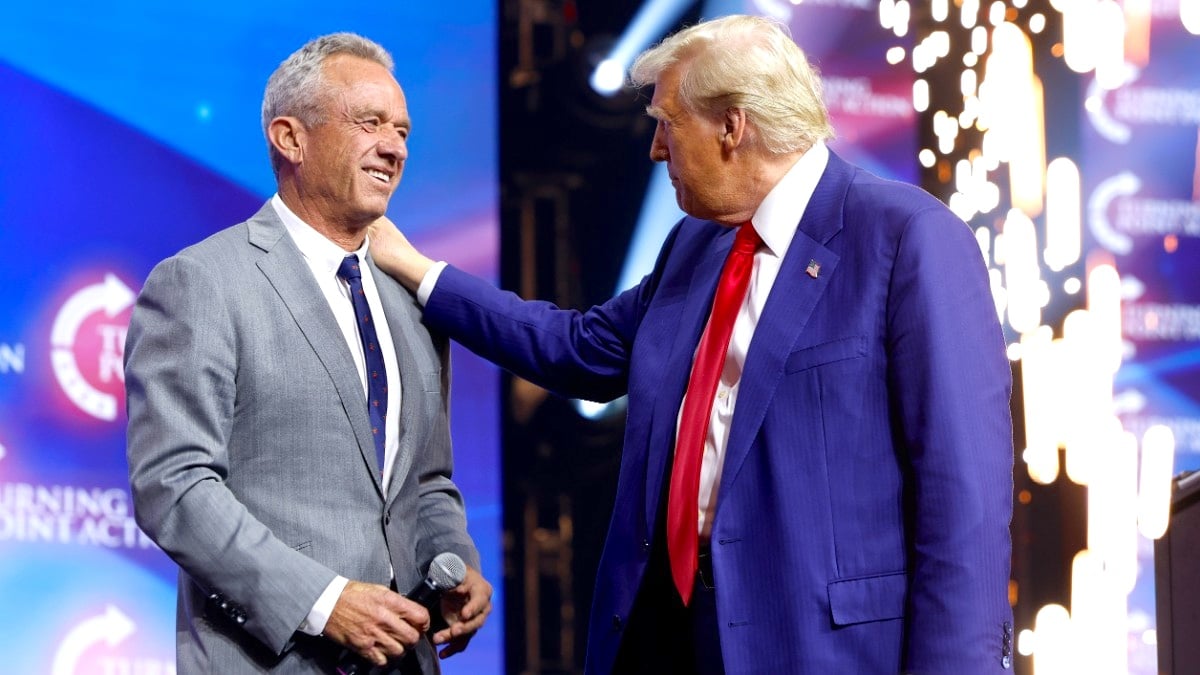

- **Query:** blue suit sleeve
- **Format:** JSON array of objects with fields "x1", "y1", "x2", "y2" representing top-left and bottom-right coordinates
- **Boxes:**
[
  {"x1": 423, "y1": 266, "x2": 637, "y2": 402},
  {"x1": 885, "y1": 206, "x2": 1015, "y2": 673},
  {"x1": 421, "y1": 220, "x2": 689, "y2": 403}
]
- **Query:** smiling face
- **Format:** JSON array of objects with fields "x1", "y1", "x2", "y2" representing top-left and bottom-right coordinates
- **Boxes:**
[
  {"x1": 646, "y1": 64, "x2": 730, "y2": 221},
  {"x1": 294, "y1": 53, "x2": 410, "y2": 233}
]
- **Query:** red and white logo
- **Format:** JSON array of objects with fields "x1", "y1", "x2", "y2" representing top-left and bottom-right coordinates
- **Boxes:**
[
  {"x1": 50, "y1": 274, "x2": 136, "y2": 422},
  {"x1": 51, "y1": 605, "x2": 136, "y2": 675}
]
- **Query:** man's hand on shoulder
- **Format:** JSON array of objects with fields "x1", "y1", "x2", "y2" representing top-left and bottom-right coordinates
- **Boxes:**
[
  {"x1": 368, "y1": 216, "x2": 435, "y2": 292},
  {"x1": 432, "y1": 566, "x2": 493, "y2": 659},
  {"x1": 323, "y1": 580, "x2": 430, "y2": 668}
]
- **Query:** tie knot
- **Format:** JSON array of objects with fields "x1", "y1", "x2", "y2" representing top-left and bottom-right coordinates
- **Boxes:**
[
  {"x1": 337, "y1": 254, "x2": 363, "y2": 282},
  {"x1": 734, "y1": 222, "x2": 761, "y2": 254}
]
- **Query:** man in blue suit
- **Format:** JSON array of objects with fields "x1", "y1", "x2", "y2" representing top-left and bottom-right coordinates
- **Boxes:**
[{"x1": 372, "y1": 14, "x2": 1014, "y2": 674}]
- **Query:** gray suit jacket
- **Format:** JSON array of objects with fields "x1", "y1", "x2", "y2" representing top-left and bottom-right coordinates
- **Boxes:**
[{"x1": 125, "y1": 202, "x2": 479, "y2": 673}]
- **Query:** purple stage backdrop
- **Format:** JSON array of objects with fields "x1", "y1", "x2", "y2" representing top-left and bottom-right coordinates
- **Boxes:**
[{"x1": 1085, "y1": 10, "x2": 1200, "y2": 674}]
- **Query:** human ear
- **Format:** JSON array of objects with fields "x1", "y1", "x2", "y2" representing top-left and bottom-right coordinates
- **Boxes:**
[
  {"x1": 721, "y1": 107, "x2": 747, "y2": 151},
  {"x1": 268, "y1": 117, "x2": 305, "y2": 166}
]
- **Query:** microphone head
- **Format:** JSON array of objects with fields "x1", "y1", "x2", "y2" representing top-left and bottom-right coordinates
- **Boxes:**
[{"x1": 428, "y1": 551, "x2": 467, "y2": 590}]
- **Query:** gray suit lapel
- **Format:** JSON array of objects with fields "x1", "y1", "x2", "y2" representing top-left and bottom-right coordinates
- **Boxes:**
[
  {"x1": 367, "y1": 255, "x2": 432, "y2": 505},
  {"x1": 246, "y1": 205, "x2": 387, "y2": 498}
]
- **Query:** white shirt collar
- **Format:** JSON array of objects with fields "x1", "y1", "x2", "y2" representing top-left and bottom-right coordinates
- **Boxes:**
[
  {"x1": 271, "y1": 194, "x2": 369, "y2": 272},
  {"x1": 749, "y1": 140, "x2": 830, "y2": 258}
]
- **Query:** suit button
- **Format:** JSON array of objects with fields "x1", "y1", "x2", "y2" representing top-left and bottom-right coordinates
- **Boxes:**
[
  {"x1": 641, "y1": 539, "x2": 650, "y2": 554},
  {"x1": 384, "y1": 512, "x2": 391, "y2": 526},
  {"x1": 1002, "y1": 655, "x2": 1012, "y2": 669},
  {"x1": 611, "y1": 615, "x2": 622, "y2": 631}
]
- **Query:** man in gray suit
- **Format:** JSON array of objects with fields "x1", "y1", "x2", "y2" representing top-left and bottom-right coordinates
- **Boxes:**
[{"x1": 125, "y1": 33, "x2": 492, "y2": 673}]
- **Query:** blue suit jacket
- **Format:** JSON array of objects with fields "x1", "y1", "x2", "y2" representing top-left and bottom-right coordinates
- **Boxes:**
[{"x1": 424, "y1": 151, "x2": 1015, "y2": 674}]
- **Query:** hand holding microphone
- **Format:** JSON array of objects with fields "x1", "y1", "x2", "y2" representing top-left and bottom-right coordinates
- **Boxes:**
[
  {"x1": 406, "y1": 551, "x2": 467, "y2": 611},
  {"x1": 333, "y1": 552, "x2": 467, "y2": 674},
  {"x1": 429, "y1": 562, "x2": 494, "y2": 660}
]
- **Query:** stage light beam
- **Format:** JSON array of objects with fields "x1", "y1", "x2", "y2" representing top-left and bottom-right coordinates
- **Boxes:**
[
  {"x1": 587, "y1": 0, "x2": 696, "y2": 97},
  {"x1": 589, "y1": 58, "x2": 627, "y2": 96}
]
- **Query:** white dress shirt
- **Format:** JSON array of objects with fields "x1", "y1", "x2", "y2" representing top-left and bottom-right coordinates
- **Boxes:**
[
  {"x1": 417, "y1": 142, "x2": 830, "y2": 542},
  {"x1": 687, "y1": 142, "x2": 829, "y2": 540},
  {"x1": 272, "y1": 194, "x2": 404, "y2": 635}
]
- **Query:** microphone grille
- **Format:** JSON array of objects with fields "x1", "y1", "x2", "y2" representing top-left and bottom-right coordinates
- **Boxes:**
[{"x1": 428, "y1": 551, "x2": 467, "y2": 590}]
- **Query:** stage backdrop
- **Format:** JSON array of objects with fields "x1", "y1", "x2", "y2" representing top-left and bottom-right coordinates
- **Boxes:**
[
  {"x1": 1084, "y1": 8, "x2": 1200, "y2": 672},
  {"x1": 0, "y1": 3, "x2": 502, "y2": 674}
]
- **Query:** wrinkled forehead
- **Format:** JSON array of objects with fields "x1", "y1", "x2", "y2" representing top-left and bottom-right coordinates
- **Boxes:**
[
  {"x1": 320, "y1": 55, "x2": 407, "y2": 111},
  {"x1": 648, "y1": 63, "x2": 686, "y2": 109},
  {"x1": 321, "y1": 54, "x2": 400, "y2": 89}
]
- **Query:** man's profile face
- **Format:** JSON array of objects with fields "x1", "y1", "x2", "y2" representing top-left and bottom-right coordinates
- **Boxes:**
[
  {"x1": 646, "y1": 63, "x2": 728, "y2": 221},
  {"x1": 297, "y1": 54, "x2": 410, "y2": 229}
]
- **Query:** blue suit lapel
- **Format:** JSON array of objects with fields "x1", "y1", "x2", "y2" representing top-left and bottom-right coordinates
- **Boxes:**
[
  {"x1": 718, "y1": 152, "x2": 853, "y2": 512},
  {"x1": 643, "y1": 225, "x2": 736, "y2": 534}
]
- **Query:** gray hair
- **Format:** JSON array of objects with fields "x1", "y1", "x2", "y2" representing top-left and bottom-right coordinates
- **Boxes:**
[
  {"x1": 261, "y1": 33, "x2": 394, "y2": 174},
  {"x1": 629, "y1": 14, "x2": 834, "y2": 155}
]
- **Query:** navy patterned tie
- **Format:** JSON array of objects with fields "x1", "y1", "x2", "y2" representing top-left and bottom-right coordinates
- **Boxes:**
[{"x1": 337, "y1": 255, "x2": 388, "y2": 478}]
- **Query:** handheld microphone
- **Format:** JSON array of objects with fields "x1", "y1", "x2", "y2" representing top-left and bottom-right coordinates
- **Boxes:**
[
  {"x1": 406, "y1": 551, "x2": 467, "y2": 609},
  {"x1": 336, "y1": 552, "x2": 467, "y2": 675}
]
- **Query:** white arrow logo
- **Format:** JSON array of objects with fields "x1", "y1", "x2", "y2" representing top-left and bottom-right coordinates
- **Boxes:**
[
  {"x1": 51, "y1": 604, "x2": 136, "y2": 675},
  {"x1": 1085, "y1": 70, "x2": 1137, "y2": 144},
  {"x1": 50, "y1": 274, "x2": 136, "y2": 421},
  {"x1": 1087, "y1": 172, "x2": 1139, "y2": 256}
]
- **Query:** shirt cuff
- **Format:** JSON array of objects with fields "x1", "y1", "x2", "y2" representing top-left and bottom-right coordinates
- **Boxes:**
[
  {"x1": 298, "y1": 575, "x2": 349, "y2": 636},
  {"x1": 416, "y1": 261, "x2": 448, "y2": 306}
]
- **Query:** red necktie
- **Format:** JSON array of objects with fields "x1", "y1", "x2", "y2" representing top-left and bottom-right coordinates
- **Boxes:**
[{"x1": 667, "y1": 223, "x2": 760, "y2": 606}]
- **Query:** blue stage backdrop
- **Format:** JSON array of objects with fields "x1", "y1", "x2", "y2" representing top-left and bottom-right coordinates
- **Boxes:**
[
  {"x1": 1085, "y1": 12, "x2": 1200, "y2": 673},
  {"x1": 0, "y1": 3, "x2": 502, "y2": 673}
]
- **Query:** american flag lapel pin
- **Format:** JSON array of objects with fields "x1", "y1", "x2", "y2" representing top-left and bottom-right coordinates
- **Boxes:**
[{"x1": 806, "y1": 259, "x2": 821, "y2": 279}]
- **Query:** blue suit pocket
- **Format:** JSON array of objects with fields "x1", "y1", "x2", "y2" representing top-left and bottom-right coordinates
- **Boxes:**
[
  {"x1": 827, "y1": 571, "x2": 907, "y2": 626},
  {"x1": 785, "y1": 335, "x2": 867, "y2": 373}
]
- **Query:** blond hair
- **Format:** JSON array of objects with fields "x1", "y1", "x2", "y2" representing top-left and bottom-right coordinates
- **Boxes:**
[{"x1": 630, "y1": 14, "x2": 834, "y2": 154}]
